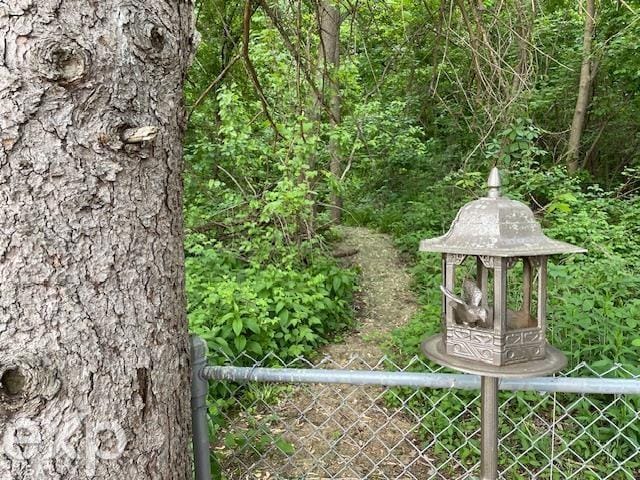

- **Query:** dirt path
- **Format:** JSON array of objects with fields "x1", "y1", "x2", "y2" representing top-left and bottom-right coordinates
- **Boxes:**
[
  {"x1": 328, "y1": 226, "x2": 418, "y2": 364},
  {"x1": 222, "y1": 226, "x2": 433, "y2": 479}
]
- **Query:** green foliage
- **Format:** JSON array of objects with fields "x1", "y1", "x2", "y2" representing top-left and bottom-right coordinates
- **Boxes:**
[
  {"x1": 343, "y1": 100, "x2": 434, "y2": 192},
  {"x1": 184, "y1": 9, "x2": 360, "y2": 450},
  {"x1": 357, "y1": 159, "x2": 640, "y2": 477},
  {"x1": 365, "y1": 159, "x2": 640, "y2": 369},
  {"x1": 186, "y1": 237, "x2": 355, "y2": 364},
  {"x1": 184, "y1": 0, "x2": 640, "y2": 474},
  {"x1": 531, "y1": 1, "x2": 640, "y2": 183},
  {"x1": 184, "y1": 70, "x2": 357, "y2": 368},
  {"x1": 485, "y1": 118, "x2": 547, "y2": 168}
]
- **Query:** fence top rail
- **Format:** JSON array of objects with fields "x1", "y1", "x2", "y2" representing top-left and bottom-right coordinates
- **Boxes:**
[{"x1": 202, "y1": 365, "x2": 640, "y2": 395}]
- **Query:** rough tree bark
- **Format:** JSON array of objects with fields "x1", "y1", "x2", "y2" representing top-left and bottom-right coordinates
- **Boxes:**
[
  {"x1": 318, "y1": 0, "x2": 342, "y2": 224},
  {"x1": 0, "y1": 1, "x2": 195, "y2": 478},
  {"x1": 567, "y1": 0, "x2": 596, "y2": 174}
]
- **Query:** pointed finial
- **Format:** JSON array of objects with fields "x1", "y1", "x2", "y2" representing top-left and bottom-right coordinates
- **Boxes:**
[{"x1": 487, "y1": 167, "x2": 501, "y2": 198}]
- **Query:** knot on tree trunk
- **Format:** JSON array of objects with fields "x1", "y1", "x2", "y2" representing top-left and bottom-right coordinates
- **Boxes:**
[
  {"x1": 31, "y1": 37, "x2": 91, "y2": 86},
  {"x1": 121, "y1": 6, "x2": 178, "y2": 65},
  {"x1": 0, "y1": 352, "x2": 60, "y2": 417}
]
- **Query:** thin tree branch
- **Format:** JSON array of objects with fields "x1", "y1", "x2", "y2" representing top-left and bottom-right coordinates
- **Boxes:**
[
  {"x1": 188, "y1": 54, "x2": 241, "y2": 119},
  {"x1": 256, "y1": 0, "x2": 339, "y2": 124},
  {"x1": 242, "y1": 0, "x2": 281, "y2": 139}
]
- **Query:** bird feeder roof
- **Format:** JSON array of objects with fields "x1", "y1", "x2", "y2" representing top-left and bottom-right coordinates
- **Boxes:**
[{"x1": 419, "y1": 168, "x2": 587, "y2": 257}]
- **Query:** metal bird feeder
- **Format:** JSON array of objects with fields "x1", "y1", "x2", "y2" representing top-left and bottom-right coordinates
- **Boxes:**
[{"x1": 420, "y1": 167, "x2": 585, "y2": 480}]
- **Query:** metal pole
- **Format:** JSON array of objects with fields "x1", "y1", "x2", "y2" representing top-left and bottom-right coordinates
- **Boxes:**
[
  {"x1": 191, "y1": 335, "x2": 212, "y2": 480},
  {"x1": 480, "y1": 375, "x2": 499, "y2": 480},
  {"x1": 202, "y1": 365, "x2": 640, "y2": 395}
]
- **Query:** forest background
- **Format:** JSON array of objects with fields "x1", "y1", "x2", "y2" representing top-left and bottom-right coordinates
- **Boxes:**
[{"x1": 184, "y1": 0, "x2": 640, "y2": 389}]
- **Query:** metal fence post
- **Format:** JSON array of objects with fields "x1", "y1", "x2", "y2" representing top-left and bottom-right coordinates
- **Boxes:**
[
  {"x1": 480, "y1": 376, "x2": 499, "y2": 480},
  {"x1": 191, "y1": 335, "x2": 212, "y2": 480}
]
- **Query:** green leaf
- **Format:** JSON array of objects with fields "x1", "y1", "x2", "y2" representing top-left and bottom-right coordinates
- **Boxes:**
[
  {"x1": 220, "y1": 312, "x2": 235, "y2": 322},
  {"x1": 591, "y1": 359, "x2": 612, "y2": 368},
  {"x1": 275, "y1": 438, "x2": 295, "y2": 455},
  {"x1": 246, "y1": 341, "x2": 263, "y2": 355},
  {"x1": 244, "y1": 317, "x2": 261, "y2": 334},
  {"x1": 557, "y1": 192, "x2": 578, "y2": 203},
  {"x1": 232, "y1": 317, "x2": 243, "y2": 336},
  {"x1": 234, "y1": 335, "x2": 247, "y2": 352},
  {"x1": 224, "y1": 434, "x2": 237, "y2": 449}
]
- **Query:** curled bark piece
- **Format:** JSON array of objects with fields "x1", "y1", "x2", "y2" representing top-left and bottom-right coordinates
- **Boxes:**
[{"x1": 121, "y1": 126, "x2": 158, "y2": 143}]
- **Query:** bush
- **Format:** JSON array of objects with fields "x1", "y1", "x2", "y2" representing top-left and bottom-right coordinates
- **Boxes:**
[{"x1": 186, "y1": 234, "x2": 355, "y2": 365}]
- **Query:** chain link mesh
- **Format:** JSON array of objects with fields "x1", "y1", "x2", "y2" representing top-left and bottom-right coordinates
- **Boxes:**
[{"x1": 209, "y1": 353, "x2": 640, "y2": 479}]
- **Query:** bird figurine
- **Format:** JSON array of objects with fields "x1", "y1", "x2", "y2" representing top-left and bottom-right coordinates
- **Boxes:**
[{"x1": 440, "y1": 279, "x2": 488, "y2": 327}]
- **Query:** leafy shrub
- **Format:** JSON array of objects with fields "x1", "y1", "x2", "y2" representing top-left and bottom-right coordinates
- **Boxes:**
[
  {"x1": 184, "y1": 78, "x2": 358, "y2": 368},
  {"x1": 186, "y1": 234, "x2": 355, "y2": 365}
]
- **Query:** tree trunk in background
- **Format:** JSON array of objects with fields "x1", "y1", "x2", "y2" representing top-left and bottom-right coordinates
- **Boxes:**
[
  {"x1": 318, "y1": 0, "x2": 342, "y2": 224},
  {"x1": 0, "y1": 1, "x2": 194, "y2": 478},
  {"x1": 511, "y1": 0, "x2": 535, "y2": 96},
  {"x1": 567, "y1": 0, "x2": 596, "y2": 174}
]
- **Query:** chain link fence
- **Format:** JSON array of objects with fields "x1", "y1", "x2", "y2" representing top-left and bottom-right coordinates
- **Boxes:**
[{"x1": 197, "y1": 348, "x2": 640, "y2": 480}]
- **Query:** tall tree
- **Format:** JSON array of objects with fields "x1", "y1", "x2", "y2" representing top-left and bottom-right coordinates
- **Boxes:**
[
  {"x1": 317, "y1": 0, "x2": 342, "y2": 224},
  {"x1": 567, "y1": 0, "x2": 597, "y2": 174},
  {"x1": 0, "y1": 1, "x2": 195, "y2": 478}
]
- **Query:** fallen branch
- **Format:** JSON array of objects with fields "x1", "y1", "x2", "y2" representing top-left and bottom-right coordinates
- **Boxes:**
[{"x1": 332, "y1": 248, "x2": 359, "y2": 258}]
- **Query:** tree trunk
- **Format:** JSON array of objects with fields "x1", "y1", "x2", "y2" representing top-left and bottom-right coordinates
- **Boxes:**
[
  {"x1": 318, "y1": 0, "x2": 342, "y2": 224},
  {"x1": 567, "y1": 0, "x2": 596, "y2": 174},
  {"x1": 456, "y1": 0, "x2": 485, "y2": 103},
  {"x1": 0, "y1": 1, "x2": 195, "y2": 479},
  {"x1": 510, "y1": 0, "x2": 535, "y2": 97}
]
